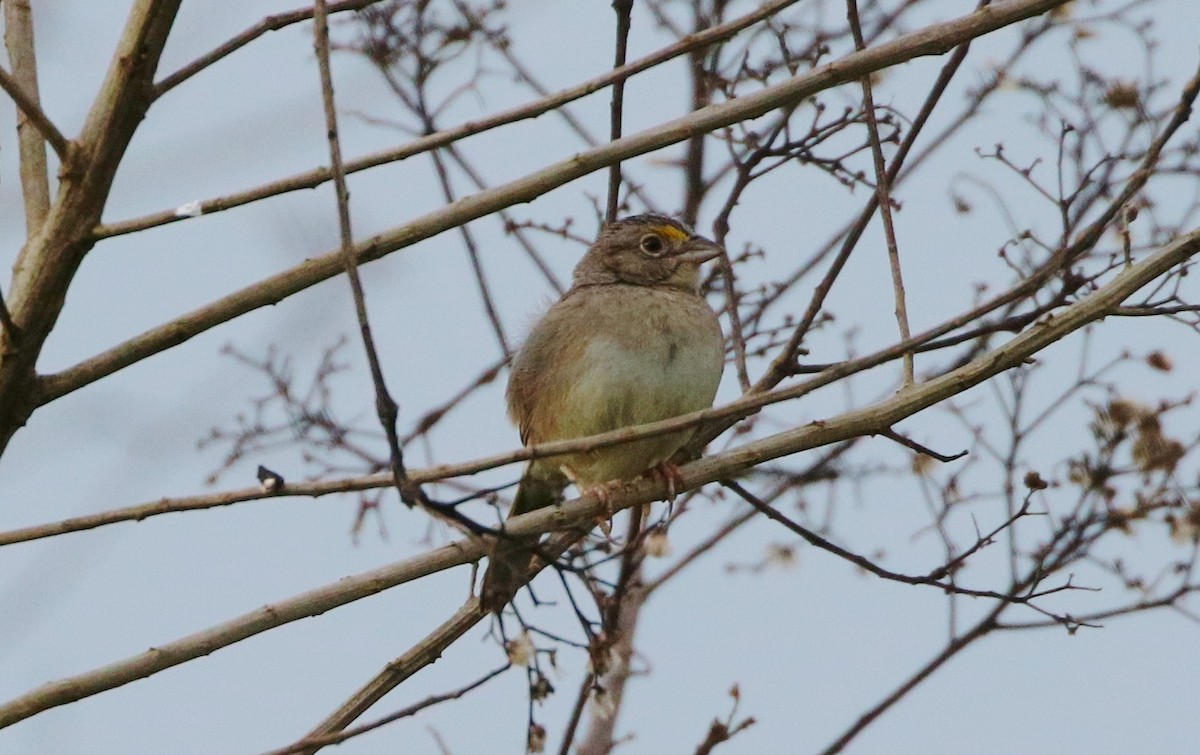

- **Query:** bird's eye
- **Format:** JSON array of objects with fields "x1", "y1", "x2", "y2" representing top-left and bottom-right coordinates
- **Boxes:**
[{"x1": 639, "y1": 234, "x2": 665, "y2": 256}]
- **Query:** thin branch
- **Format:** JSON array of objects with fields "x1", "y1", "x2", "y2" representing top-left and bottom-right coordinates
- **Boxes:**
[
  {"x1": 440, "y1": 145, "x2": 566, "y2": 294},
  {"x1": 752, "y1": 0, "x2": 990, "y2": 390},
  {"x1": 557, "y1": 672, "x2": 596, "y2": 755},
  {"x1": 299, "y1": 530, "x2": 579, "y2": 749},
  {"x1": 426, "y1": 151, "x2": 511, "y2": 355},
  {"x1": 263, "y1": 664, "x2": 511, "y2": 755},
  {"x1": 292, "y1": 601, "x2": 486, "y2": 754},
  {"x1": 880, "y1": 428, "x2": 967, "y2": 462},
  {"x1": 606, "y1": 0, "x2": 634, "y2": 221},
  {"x1": 753, "y1": 56, "x2": 1200, "y2": 397},
  {"x1": 0, "y1": 471, "x2": 388, "y2": 547},
  {"x1": 312, "y1": 0, "x2": 427, "y2": 510},
  {"x1": 4, "y1": 0, "x2": 54, "y2": 229},
  {"x1": 646, "y1": 508, "x2": 757, "y2": 594},
  {"x1": 848, "y1": 0, "x2": 915, "y2": 385},
  {"x1": 819, "y1": 606, "x2": 1002, "y2": 754},
  {"x1": 0, "y1": 539, "x2": 490, "y2": 730},
  {"x1": 153, "y1": 0, "x2": 383, "y2": 98},
  {"x1": 722, "y1": 481, "x2": 1038, "y2": 602},
  {"x1": 472, "y1": 4, "x2": 660, "y2": 217},
  {"x1": 577, "y1": 505, "x2": 646, "y2": 754},
  {"x1": 0, "y1": 63, "x2": 69, "y2": 161}
]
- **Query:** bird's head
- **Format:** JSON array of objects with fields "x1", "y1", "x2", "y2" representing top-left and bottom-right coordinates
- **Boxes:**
[{"x1": 572, "y1": 214, "x2": 722, "y2": 293}]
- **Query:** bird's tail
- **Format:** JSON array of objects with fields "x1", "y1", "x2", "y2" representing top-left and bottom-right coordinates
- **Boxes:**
[{"x1": 480, "y1": 463, "x2": 567, "y2": 612}]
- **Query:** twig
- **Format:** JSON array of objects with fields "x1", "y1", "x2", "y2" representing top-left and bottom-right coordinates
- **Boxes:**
[
  {"x1": 694, "y1": 709, "x2": 755, "y2": 754},
  {"x1": 153, "y1": 0, "x2": 382, "y2": 98},
  {"x1": 557, "y1": 673, "x2": 596, "y2": 755},
  {"x1": 427, "y1": 150, "x2": 511, "y2": 356},
  {"x1": 754, "y1": 0, "x2": 991, "y2": 390},
  {"x1": 847, "y1": 0, "x2": 915, "y2": 386},
  {"x1": 721, "y1": 481, "x2": 1046, "y2": 602},
  {"x1": 819, "y1": 608, "x2": 1002, "y2": 754},
  {"x1": 880, "y1": 428, "x2": 967, "y2": 463},
  {"x1": 472, "y1": 4, "x2": 660, "y2": 218},
  {"x1": 401, "y1": 356, "x2": 506, "y2": 443},
  {"x1": 606, "y1": 0, "x2": 634, "y2": 221},
  {"x1": 312, "y1": 0, "x2": 426, "y2": 509},
  {"x1": 299, "y1": 531, "x2": 579, "y2": 749},
  {"x1": 646, "y1": 508, "x2": 757, "y2": 594},
  {"x1": 0, "y1": 62, "x2": 69, "y2": 161},
  {"x1": 263, "y1": 664, "x2": 511, "y2": 755},
  {"x1": 4, "y1": 0, "x2": 53, "y2": 230},
  {"x1": 0, "y1": 541, "x2": 491, "y2": 729},
  {"x1": 577, "y1": 501, "x2": 646, "y2": 754},
  {"x1": 441, "y1": 144, "x2": 565, "y2": 293},
  {"x1": 753, "y1": 54, "x2": 1200, "y2": 400},
  {"x1": 294, "y1": 601, "x2": 486, "y2": 753},
  {"x1": 646, "y1": 442, "x2": 855, "y2": 594}
]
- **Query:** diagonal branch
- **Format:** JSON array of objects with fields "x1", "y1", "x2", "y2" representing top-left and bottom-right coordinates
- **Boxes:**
[
  {"x1": 153, "y1": 0, "x2": 383, "y2": 98},
  {"x1": 606, "y1": 0, "x2": 634, "y2": 221},
  {"x1": 291, "y1": 601, "x2": 490, "y2": 754},
  {"x1": 97, "y1": 0, "x2": 806, "y2": 240},
  {"x1": 42, "y1": 0, "x2": 1074, "y2": 411},
  {"x1": 9, "y1": 221, "x2": 1199, "y2": 549},
  {"x1": 848, "y1": 0, "x2": 915, "y2": 386},
  {"x1": 262, "y1": 663, "x2": 511, "y2": 755},
  {"x1": 0, "y1": 63, "x2": 69, "y2": 162},
  {"x1": 312, "y1": 0, "x2": 428, "y2": 510},
  {"x1": 1, "y1": 219, "x2": 1194, "y2": 731}
]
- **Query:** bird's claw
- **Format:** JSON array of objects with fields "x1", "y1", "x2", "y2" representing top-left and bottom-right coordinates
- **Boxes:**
[{"x1": 645, "y1": 462, "x2": 685, "y2": 501}]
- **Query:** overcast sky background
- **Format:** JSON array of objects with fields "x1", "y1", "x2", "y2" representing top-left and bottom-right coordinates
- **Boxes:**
[{"x1": 2, "y1": 1, "x2": 1200, "y2": 753}]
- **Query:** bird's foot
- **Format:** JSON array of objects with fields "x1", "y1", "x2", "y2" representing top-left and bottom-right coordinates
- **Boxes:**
[
  {"x1": 583, "y1": 480, "x2": 626, "y2": 539},
  {"x1": 644, "y1": 462, "x2": 685, "y2": 501}
]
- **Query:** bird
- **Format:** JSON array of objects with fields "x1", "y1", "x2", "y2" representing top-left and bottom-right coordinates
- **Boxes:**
[{"x1": 479, "y1": 213, "x2": 726, "y2": 612}]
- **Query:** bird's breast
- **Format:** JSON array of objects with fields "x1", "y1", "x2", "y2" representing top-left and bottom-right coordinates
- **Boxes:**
[
  {"x1": 548, "y1": 289, "x2": 723, "y2": 441},
  {"x1": 507, "y1": 284, "x2": 724, "y2": 479}
]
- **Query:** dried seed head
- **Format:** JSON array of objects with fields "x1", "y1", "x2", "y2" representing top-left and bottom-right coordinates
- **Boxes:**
[
  {"x1": 1023, "y1": 471, "x2": 1049, "y2": 490},
  {"x1": 1145, "y1": 351, "x2": 1173, "y2": 372},
  {"x1": 506, "y1": 632, "x2": 535, "y2": 667}
]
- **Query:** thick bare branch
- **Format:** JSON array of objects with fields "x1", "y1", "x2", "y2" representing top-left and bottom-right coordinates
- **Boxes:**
[
  {"x1": 0, "y1": 538, "x2": 489, "y2": 730},
  {"x1": 0, "y1": 0, "x2": 181, "y2": 454}
]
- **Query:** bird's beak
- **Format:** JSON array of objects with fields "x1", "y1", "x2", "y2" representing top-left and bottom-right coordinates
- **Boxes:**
[{"x1": 674, "y1": 236, "x2": 723, "y2": 265}]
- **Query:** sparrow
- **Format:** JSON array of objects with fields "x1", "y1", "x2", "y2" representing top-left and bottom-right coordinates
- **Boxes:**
[{"x1": 480, "y1": 214, "x2": 725, "y2": 611}]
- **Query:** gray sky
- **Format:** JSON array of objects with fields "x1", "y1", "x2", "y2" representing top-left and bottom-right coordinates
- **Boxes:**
[{"x1": 2, "y1": 1, "x2": 1200, "y2": 753}]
